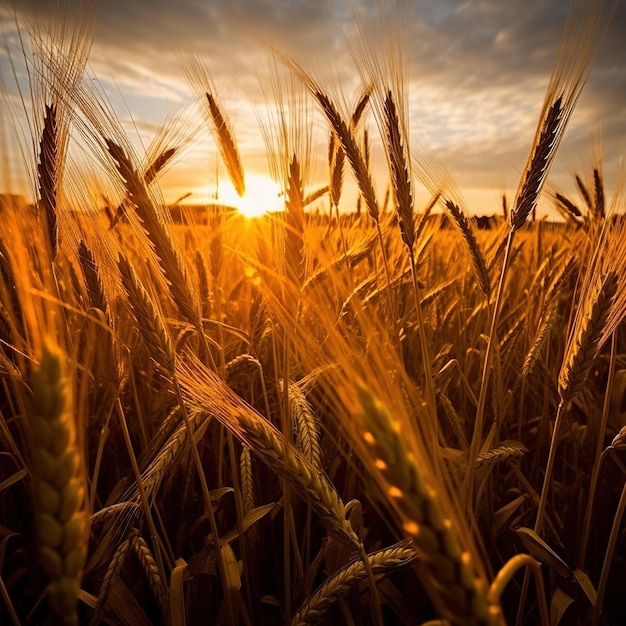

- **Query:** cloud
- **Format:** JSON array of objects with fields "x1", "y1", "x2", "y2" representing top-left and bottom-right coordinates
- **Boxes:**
[{"x1": 1, "y1": 0, "x2": 624, "y2": 214}]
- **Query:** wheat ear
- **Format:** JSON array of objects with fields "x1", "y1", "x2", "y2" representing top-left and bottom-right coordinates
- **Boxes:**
[
  {"x1": 281, "y1": 379, "x2": 322, "y2": 470},
  {"x1": 558, "y1": 270, "x2": 618, "y2": 404},
  {"x1": 96, "y1": 534, "x2": 132, "y2": 616},
  {"x1": 444, "y1": 200, "x2": 491, "y2": 298},
  {"x1": 205, "y1": 92, "x2": 245, "y2": 196},
  {"x1": 106, "y1": 139, "x2": 200, "y2": 326},
  {"x1": 292, "y1": 541, "x2": 418, "y2": 626},
  {"x1": 28, "y1": 343, "x2": 89, "y2": 626},
  {"x1": 312, "y1": 89, "x2": 379, "y2": 222},
  {"x1": 38, "y1": 103, "x2": 59, "y2": 258},
  {"x1": 510, "y1": 96, "x2": 563, "y2": 232},
  {"x1": 144, "y1": 147, "x2": 176, "y2": 186},
  {"x1": 384, "y1": 90, "x2": 414, "y2": 250},
  {"x1": 131, "y1": 532, "x2": 169, "y2": 615},
  {"x1": 77, "y1": 241, "x2": 108, "y2": 315},
  {"x1": 179, "y1": 357, "x2": 359, "y2": 547},
  {"x1": 533, "y1": 270, "x2": 619, "y2": 540},
  {"x1": 117, "y1": 254, "x2": 174, "y2": 376},
  {"x1": 285, "y1": 154, "x2": 306, "y2": 284},
  {"x1": 239, "y1": 446, "x2": 255, "y2": 515},
  {"x1": 358, "y1": 386, "x2": 500, "y2": 626}
]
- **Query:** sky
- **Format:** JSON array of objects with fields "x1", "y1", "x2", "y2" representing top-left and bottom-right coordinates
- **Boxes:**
[{"x1": 0, "y1": 0, "x2": 625, "y2": 218}]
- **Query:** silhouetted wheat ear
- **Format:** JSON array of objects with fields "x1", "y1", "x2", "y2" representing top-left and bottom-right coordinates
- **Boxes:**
[
  {"x1": 558, "y1": 270, "x2": 618, "y2": 404},
  {"x1": 313, "y1": 90, "x2": 379, "y2": 222},
  {"x1": 576, "y1": 173, "x2": 593, "y2": 211},
  {"x1": 292, "y1": 541, "x2": 418, "y2": 626},
  {"x1": 38, "y1": 103, "x2": 59, "y2": 258},
  {"x1": 329, "y1": 131, "x2": 345, "y2": 207},
  {"x1": 285, "y1": 154, "x2": 305, "y2": 283},
  {"x1": 144, "y1": 147, "x2": 176, "y2": 185},
  {"x1": 444, "y1": 201, "x2": 491, "y2": 298},
  {"x1": 384, "y1": 91, "x2": 414, "y2": 250},
  {"x1": 358, "y1": 386, "x2": 500, "y2": 626},
  {"x1": 28, "y1": 343, "x2": 88, "y2": 626},
  {"x1": 593, "y1": 167, "x2": 604, "y2": 219},
  {"x1": 554, "y1": 192, "x2": 582, "y2": 222},
  {"x1": 206, "y1": 92, "x2": 245, "y2": 196},
  {"x1": 511, "y1": 95, "x2": 563, "y2": 232}
]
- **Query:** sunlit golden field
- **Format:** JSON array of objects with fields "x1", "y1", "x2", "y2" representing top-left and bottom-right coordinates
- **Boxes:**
[{"x1": 1, "y1": 1, "x2": 626, "y2": 625}]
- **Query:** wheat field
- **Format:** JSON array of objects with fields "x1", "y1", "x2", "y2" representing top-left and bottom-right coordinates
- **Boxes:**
[{"x1": 1, "y1": 1, "x2": 625, "y2": 625}]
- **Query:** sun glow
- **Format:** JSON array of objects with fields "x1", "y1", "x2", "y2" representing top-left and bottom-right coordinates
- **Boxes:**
[{"x1": 218, "y1": 174, "x2": 283, "y2": 218}]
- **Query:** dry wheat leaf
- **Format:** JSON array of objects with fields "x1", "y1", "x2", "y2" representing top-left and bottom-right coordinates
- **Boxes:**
[
  {"x1": 573, "y1": 568, "x2": 597, "y2": 607},
  {"x1": 514, "y1": 527, "x2": 571, "y2": 577},
  {"x1": 219, "y1": 503, "x2": 279, "y2": 546},
  {"x1": 549, "y1": 587, "x2": 575, "y2": 626},
  {"x1": 494, "y1": 495, "x2": 526, "y2": 535},
  {"x1": 609, "y1": 369, "x2": 626, "y2": 431},
  {"x1": 0, "y1": 468, "x2": 27, "y2": 492},
  {"x1": 221, "y1": 544, "x2": 242, "y2": 593},
  {"x1": 170, "y1": 558, "x2": 187, "y2": 626}
]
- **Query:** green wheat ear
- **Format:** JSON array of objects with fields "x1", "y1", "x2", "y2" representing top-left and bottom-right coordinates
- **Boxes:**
[{"x1": 29, "y1": 342, "x2": 89, "y2": 626}]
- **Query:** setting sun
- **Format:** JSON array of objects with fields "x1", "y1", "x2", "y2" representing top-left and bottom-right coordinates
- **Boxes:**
[{"x1": 212, "y1": 173, "x2": 283, "y2": 218}]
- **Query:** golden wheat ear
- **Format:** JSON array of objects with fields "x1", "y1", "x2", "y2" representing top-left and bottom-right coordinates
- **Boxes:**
[
  {"x1": 28, "y1": 342, "x2": 89, "y2": 626},
  {"x1": 357, "y1": 385, "x2": 501, "y2": 626}
]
